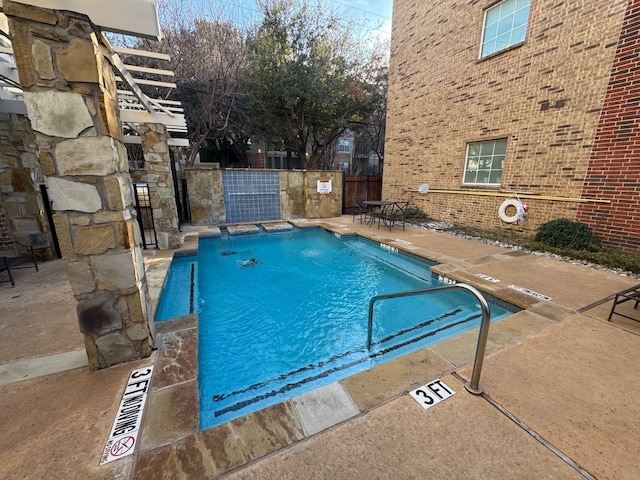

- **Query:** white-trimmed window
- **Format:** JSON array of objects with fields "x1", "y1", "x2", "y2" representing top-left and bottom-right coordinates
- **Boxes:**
[
  {"x1": 338, "y1": 139, "x2": 351, "y2": 153},
  {"x1": 463, "y1": 139, "x2": 506, "y2": 185},
  {"x1": 480, "y1": 0, "x2": 530, "y2": 58}
]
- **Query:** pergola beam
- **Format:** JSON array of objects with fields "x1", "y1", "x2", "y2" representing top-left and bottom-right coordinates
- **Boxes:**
[
  {"x1": 124, "y1": 135, "x2": 189, "y2": 147},
  {"x1": 11, "y1": 0, "x2": 162, "y2": 40},
  {"x1": 124, "y1": 65, "x2": 174, "y2": 77},
  {"x1": 119, "y1": 108, "x2": 186, "y2": 128},
  {"x1": 0, "y1": 97, "x2": 26, "y2": 114},
  {"x1": 115, "y1": 76, "x2": 177, "y2": 89},
  {"x1": 108, "y1": 51, "x2": 155, "y2": 113},
  {"x1": 113, "y1": 46, "x2": 170, "y2": 61},
  {"x1": 0, "y1": 2, "x2": 189, "y2": 147}
]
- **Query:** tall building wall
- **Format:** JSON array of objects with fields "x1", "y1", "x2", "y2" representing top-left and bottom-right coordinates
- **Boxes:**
[
  {"x1": 385, "y1": 0, "x2": 629, "y2": 239},
  {"x1": 576, "y1": 0, "x2": 640, "y2": 251}
]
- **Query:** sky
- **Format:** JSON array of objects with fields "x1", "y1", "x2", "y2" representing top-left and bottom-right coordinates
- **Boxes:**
[
  {"x1": 329, "y1": 0, "x2": 393, "y2": 41},
  {"x1": 164, "y1": 0, "x2": 393, "y2": 43}
]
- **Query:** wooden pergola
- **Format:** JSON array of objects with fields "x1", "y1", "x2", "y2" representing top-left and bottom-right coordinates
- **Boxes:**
[{"x1": 0, "y1": 0, "x2": 188, "y2": 146}]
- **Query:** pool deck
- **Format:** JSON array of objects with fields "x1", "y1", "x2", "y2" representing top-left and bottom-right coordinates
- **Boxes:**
[{"x1": 2, "y1": 215, "x2": 640, "y2": 479}]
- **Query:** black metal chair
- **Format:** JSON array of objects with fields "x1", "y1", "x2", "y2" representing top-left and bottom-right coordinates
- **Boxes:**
[
  {"x1": 607, "y1": 284, "x2": 640, "y2": 323},
  {"x1": 352, "y1": 196, "x2": 369, "y2": 224},
  {"x1": 0, "y1": 233, "x2": 47, "y2": 287},
  {"x1": 376, "y1": 201, "x2": 410, "y2": 231}
]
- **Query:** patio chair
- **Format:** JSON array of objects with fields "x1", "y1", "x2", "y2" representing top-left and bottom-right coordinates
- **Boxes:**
[
  {"x1": 0, "y1": 233, "x2": 46, "y2": 287},
  {"x1": 352, "y1": 196, "x2": 369, "y2": 223},
  {"x1": 607, "y1": 284, "x2": 640, "y2": 323},
  {"x1": 377, "y1": 201, "x2": 410, "y2": 231}
]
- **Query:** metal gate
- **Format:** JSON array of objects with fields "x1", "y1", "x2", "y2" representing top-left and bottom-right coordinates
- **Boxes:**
[
  {"x1": 169, "y1": 150, "x2": 191, "y2": 227},
  {"x1": 133, "y1": 183, "x2": 157, "y2": 249}
]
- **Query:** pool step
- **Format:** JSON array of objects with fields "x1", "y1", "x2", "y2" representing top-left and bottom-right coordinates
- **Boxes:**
[{"x1": 226, "y1": 224, "x2": 261, "y2": 235}]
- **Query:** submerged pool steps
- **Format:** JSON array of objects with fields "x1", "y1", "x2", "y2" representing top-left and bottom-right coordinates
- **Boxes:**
[
  {"x1": 367, "y1": 283, "x2": 492, "y2": 395},
  {"x1": 207, "y1": 305, "x2": 485, "y2": 425}
]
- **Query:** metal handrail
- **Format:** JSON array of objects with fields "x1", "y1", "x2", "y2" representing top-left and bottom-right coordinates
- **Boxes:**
[{"x1": 367, "y1": 283, "x2": 491, "y2": 395}]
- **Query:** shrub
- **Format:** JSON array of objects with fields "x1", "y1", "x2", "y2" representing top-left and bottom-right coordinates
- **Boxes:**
[
  {"x1": 534, "y1": 218, "x2": 601, "y2": 251},
  {"x1": 405, "y1": 205, "x2": 429, "y2": 219}
]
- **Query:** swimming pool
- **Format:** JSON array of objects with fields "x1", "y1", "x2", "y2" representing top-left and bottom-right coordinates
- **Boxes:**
[{"x1": 156, "y1": 227, "x2": 513, "y2": 429}]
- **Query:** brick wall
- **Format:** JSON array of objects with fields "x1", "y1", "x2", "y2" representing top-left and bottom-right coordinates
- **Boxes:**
[
  {"x1": 385, "y1": 0, "x2": 628, "y2": 237},
  {"x1": 576, "y1": 0, "x2": 640, "y2": 252}
]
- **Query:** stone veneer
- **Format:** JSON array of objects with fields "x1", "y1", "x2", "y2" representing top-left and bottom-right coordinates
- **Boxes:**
[
  {"x1": 139, "y1": 123, "x2": 180, "y2": 250},
  {"x1": 0, "y1": 110, "x2": 53, "y2": 255},
  {"x1": 4, "y1": 0, "x2": 154, "y2": 369},
  {"x1": 187, "y1": 166, "x2": 343, "y2": 224},
  {"x1": 185, "y1": 164, "x2": 225, "y2": 225}
]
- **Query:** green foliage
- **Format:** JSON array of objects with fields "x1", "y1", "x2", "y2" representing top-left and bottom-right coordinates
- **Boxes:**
[
  {"x1": 248, "y1": 0, "x2": 387, "y2": 169},
  {"x1": 405, "y1": 205, "x2": 429, "y2": 219},
  {"x1": 534, "y1": 218, "x2": 601, "y2": 251}
]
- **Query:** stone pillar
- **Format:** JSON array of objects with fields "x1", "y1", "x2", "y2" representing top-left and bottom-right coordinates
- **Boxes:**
[
  {"x1": 5, "y1": 1, "x2": 154, "y2": 369},
  {"x1": 0, "y1": 111, "x2": 53, "y2": 254},
  {"x1": 139, "y1": 123, "x2": 180, "y2": 249},
  {"x1": 185, "y1": 165, "x2": 225, "y2": 225}
]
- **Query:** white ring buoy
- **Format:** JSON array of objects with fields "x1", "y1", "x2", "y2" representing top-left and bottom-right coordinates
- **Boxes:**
[{"x1": 498, "y1": 199, "x2": 523, "y2": 223}]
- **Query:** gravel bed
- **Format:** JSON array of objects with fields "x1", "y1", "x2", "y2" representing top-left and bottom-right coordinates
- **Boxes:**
[{"x1": 409, "y1": 220, "x2": 640, "y2": 280}]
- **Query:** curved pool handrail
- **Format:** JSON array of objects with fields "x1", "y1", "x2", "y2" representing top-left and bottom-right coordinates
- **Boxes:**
[{"x1": 367, "y1": 283, "x2": 491, "y2": 395}]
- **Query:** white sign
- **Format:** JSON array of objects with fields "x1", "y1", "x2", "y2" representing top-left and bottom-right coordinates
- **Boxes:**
[
  {"x1": 476, "y1": 273, "x2": 500, "y2": 283},
  {"x1": 409, "y1": 379, "x2": 455, "y2": 410},
  {"x1": 508, "y1": 284, "x2": 551, "y2": 301},
  {"x1": 100, "y1": 366, "x2": 154, "y2": 465},
  {"x1": 317, "y1": 179, "x2": 332, "y2": 194}
]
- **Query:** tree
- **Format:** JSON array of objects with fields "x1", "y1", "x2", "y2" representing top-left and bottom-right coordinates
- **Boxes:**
[
  {"x1": 247, "y1": 0, "x2": 383, "y2": 170},
  {"x1": 120, "y1": 0, "x2": 253, "y2": 166},
  {"x1": 351, "y1": 64, "x2": 387, "y2": 175}
]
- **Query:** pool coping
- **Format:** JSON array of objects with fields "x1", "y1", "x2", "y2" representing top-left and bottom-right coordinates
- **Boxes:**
[{"x1": 133, "y1": 222, "x2": 570, "y2": 477}]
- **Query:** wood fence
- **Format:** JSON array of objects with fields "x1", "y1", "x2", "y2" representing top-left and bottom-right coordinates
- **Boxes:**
[{"x1": 342, "y1": 176, "x2": 382, "y2": 213}]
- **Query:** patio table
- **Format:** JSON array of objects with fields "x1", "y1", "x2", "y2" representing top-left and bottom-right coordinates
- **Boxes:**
[{"x1": 363, "y1": 200, "x2": 395, "y2": 227}]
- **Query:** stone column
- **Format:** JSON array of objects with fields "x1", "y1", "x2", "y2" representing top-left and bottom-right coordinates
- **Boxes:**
[
  {"x1": 5, "y1": 1, "x2": 154, "y2": 369},
  {"x1": 139, "y1": 123, "x2": 180, "y2": 249},
  {"x1": 0, "y1": 111, "x2": 53, "y2": 255}
]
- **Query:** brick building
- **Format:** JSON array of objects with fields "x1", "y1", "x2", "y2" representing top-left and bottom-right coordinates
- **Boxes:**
[{"x1": 384, "y1": 0, "x2": 640, "y2": 252}]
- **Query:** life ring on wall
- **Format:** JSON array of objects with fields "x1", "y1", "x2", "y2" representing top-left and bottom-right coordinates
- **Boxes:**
[{"x1": 498, "y1": 199, "x2": 526, "y2": 224}]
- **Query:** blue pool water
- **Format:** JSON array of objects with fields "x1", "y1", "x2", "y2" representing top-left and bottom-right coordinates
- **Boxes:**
[{"x1": 155, "y1": 227, "x2": 512, "y2": 429}]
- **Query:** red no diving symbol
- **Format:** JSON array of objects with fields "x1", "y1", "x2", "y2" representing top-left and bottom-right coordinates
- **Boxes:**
[{"x1": 110, "y1": 436, "x2": 136, "y2": 457}]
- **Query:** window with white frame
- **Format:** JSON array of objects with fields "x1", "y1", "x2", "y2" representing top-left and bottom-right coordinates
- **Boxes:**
[
  {"x1": 463, "y1": 139, "x2": 506, "y2": 185},
  {"x1": 480, "y1": 0, "x2": 530, "y2": 58},
  {"x1": 338, "y1": 139, "x2": 351, "y2": 153}
]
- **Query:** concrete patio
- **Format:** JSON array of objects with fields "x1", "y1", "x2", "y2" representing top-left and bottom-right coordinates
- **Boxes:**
[{"x1": 1, "y1": 216, "x2": 639, "y2": 479}]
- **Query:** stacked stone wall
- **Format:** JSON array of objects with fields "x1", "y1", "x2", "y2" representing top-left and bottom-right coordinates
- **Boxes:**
[
  {"x1": 0, "y1": 110, "x2": 53, "y2": 252},
  {"x1": 576, "y1": 0, "x2": 640, "y2": 252},
  {"x1": 302, "y1": 170, "x2": 343, "y2": 218},
  {"x1": 279, "y1": 170, "x2": 305, "y2": 219},
  {"x1": 139, "y1": 123, "x2": 180, "y2": 249},
  {"x1": 186, "y1": 165, "x2": 225, "y2": 225},
  {"x1": 186, "y1": 167, "x2": 342, "y2": 223},
  {"x1": 5, "y1": 1, "x2": 153, "y2": 369},
  {"x1": 275, "y1": 170, "x2": 343, "y2": 219},
  {"x1": 385, "y1": 0, "x2": 628, "y2": 237}
]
